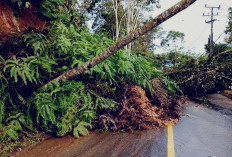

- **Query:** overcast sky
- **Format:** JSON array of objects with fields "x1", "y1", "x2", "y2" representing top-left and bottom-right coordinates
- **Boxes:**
[{"x1": 150, "y1": 0, "x2": 232, "y2": 55}]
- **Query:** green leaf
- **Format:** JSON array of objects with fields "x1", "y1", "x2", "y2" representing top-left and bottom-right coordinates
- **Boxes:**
[
  {"x1": 73, "y1": 121, "x2": 92, "y2": 138},
  {"x1": 0, "y1": 55, "x2": 5, "y2": 64},
  {"x1": 3, "y1": 64, "x2": 14, "y2": 72},
  {"x1": 25, "y1": 2, "x2": 30, "y2": 8},
  {"x1": 20, "y1": 71, "x2": 27, "y2": 85},
  {"x1": 73, "y1": 127, "x2": 80, "y2": 138},
  {"x1": 7, "y1": 128, "x2": 19, "y2": 140},
  {"x1": 15, "y1": 90, "x2": 26, "y2": 104}
]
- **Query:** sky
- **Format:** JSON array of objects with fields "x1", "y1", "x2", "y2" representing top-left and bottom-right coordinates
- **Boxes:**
[{"x1": 151, "y1": 0, "x2": 232, "y2": 56}]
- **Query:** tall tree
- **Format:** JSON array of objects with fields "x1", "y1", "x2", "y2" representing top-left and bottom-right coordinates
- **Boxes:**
[
  {"x1": 91, "y1": 0, "x2": 125, "y2": 39},
  {"x1": 225, "y1": 7, "x2": 232, "y2": 44},
  {"x1": 124, "y1": 0, "x2": 158, "y2": 55},
  {"x1": 161, "y1": 30, "x2": 185, "y2": 66},
  {"x1": 112, "y1": 0, "x2": 119, "y2": 40},
  {"x1": 44, "y1": 0, "x2": 197, "y2": 87},
  {"x1": 91, "y1": 0, "x2": 158, "y2": 53}
]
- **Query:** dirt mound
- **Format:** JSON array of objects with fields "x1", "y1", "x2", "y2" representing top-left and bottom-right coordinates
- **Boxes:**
[
  {"x1": 150, "y1": 78, "x2": 170, "y2": 109},
  {"x1": 117, "y1": 85, "x2": 164, "y2": 130},
  {"x1": 150, "y1": 78, "x2": 185, "y2": 110},
  {"x1": 0, "y1": 1, "x2": 47, "y2": 42},
  {"x1": 98, "y1": 83, "x2": 181, "y2": 131}
]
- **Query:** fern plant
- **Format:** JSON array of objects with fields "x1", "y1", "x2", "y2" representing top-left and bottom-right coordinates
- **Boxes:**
[
  {"x1": 89, "y1": 51, "x2": 161, "y2": 90},
  {"x1": 3, "y1": 56, "x2": 36, "y2": 85},
  {"x1": 23, "y1": 33, "x2": 48, "y2": 56},
  {"x1": 27, "y1": 80, "x2": 116, "y2": 137},
  {"x1": 0, "y1": 20, "x2": 163, "y2": 143},
  {"x1": 0, "y1": 113, "x2": 31, "y2": 142},
  {"x1": 73, "y1": 121, "x2": 92, "y2": 138},
  {"x1": 0, "y1": 75, "x2": 8, "y2": 124},
  {"x1": 162, "y1": 76, "x2": 183, "y2": 96}
]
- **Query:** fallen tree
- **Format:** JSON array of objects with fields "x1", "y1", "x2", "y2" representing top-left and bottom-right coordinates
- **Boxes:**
[
  {"x1": 211, "y1": 48, "x2": 232, "y2": 61},
  {"x1": 166, "y1": 50, "x2": 232, "y2": 96},
  {"x1": 44, "y1": 0, "x2": 197, "y2": 87}
]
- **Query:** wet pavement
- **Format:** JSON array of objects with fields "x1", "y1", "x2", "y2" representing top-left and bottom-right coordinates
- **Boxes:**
[
  {"x1": 174, "y1": 101, "x2": 232, "y2": 157},
  {"x1": 13, "y1": 100, "x2": 232, "y2": 157},
  {"x1": 207, "y1": 93, "x2": 232, "y2": 110}
]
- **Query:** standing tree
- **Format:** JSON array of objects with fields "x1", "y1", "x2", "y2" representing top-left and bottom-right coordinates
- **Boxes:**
[
  {"x1": 91, "y1": 0, "x2": 125, "y2": 40},
  {"x1": 91, "y1": 0, "x2": 160, "y2": 55},
  {"x1": 225, "y1": 7, "x2": 232, "y2": 44},
  {"x1": 123, "y1": 0, "x2": 159, "y2": 55},
  {"x1": 112, "y1": 0, "x2": 119, "y2": 40},
  {"x1": 161, "y1": 30, "x2": 185, "y2": 66}
]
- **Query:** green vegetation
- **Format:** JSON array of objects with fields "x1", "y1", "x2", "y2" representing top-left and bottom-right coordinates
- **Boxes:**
[
  {"x1": 0, "y1": 26, "x2": 160, "y2": 143},
  {"x1": 0, "y1": 1, "x2": 231, "y2": 156},
  {"x1": 0, "y1": 1, "x2": 163, "y2": 145}
]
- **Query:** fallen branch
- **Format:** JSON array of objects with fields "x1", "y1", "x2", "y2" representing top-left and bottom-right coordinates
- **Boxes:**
[{"x1": 211, "y1": 48, "x2": 232, "y2": 61}]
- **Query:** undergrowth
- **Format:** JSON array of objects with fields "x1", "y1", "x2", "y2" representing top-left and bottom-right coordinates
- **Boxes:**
[{"x1": 0, "y1": 19, "x2": 164, "y2": 143}]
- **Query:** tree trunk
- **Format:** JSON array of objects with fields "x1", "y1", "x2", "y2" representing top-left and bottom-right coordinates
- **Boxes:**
[
  {"x1": 44, "y1": 0, "x2": 197, "y2": 87},
  {"x1": 125, "y1": 0, "x2": 145, "y2": 55},
  {"x1": 126, "y1": 0, "x2": 133, "y2": 55},
  {"x1": 174, "y1": 40, "x2": 177, "y2": 66},
  {"x1": 113, "y1": 0, "x2": 119, "y2": 41}
]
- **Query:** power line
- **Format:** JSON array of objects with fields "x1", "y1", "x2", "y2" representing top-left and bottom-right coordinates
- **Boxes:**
[
  {"x1": 197, "y1": 51, "x2": 207, "y2": 58},
  {"x1": 215, "y1": 32, "x2": 225, "y2": 43},
  {"x1": 189, "y1": 25, "x2": 208, "y2": 49}
]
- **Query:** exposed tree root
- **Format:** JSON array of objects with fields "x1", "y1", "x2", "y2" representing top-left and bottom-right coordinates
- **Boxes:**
[{"x1": 97, "y1": 82, "x2": 182, "y2": 131}]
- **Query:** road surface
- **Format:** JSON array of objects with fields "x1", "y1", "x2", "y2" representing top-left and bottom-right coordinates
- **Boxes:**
[{"x1": 13, "y1": 95, "x2": 232, "y2": 157}]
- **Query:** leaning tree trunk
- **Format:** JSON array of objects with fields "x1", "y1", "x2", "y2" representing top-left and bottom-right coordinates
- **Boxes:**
[{"x1": 44, "y1": 0, "x2": 197, "y2": 87}]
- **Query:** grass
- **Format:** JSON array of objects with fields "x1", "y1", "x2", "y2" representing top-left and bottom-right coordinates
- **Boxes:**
[{"x1": 0, "y1": 131, "x2": 48, "y2": 157}]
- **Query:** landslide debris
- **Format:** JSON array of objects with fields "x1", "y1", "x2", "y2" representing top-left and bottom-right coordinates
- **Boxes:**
[
  {"x1": 0, "y1": 1, "x2": 48, "y2": 42},
  {"x1": 96, "y1": 79, "x2": 183, "y2": 131}
]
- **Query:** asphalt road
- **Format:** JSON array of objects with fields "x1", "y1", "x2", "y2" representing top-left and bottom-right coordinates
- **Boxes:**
[
  {"x1": 174, "y1": 101, "x2": 232, "y2": 157},
  {"x1": 13, "y1": 97, "x2": 232, "y2": 157}
]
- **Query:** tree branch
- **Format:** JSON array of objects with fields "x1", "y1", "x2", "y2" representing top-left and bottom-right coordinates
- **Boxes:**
[{"x1": 211, "y1": 48, "x2": 232, "y2": 61}]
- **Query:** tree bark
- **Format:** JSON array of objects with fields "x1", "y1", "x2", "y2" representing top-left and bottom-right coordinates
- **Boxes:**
[
  {"x1": 125, "y1": 0, "x2": 146, "y2": 55},
  {"x1": 113, "y1": 0, "x2": 119, "y2": 41},
  {"x1": 44, "y1": 0, "x2": 197, "y2": 87},
  {"x1": 125, "y1": 0, "x2": 133, "y2": 55}
]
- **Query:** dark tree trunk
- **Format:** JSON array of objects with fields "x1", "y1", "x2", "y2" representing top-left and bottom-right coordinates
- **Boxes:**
[{"x1": 44, "y1": 0, "x2": 197, "y2": 87}]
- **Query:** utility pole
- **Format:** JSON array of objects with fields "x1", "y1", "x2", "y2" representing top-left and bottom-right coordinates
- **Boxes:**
[{"x1": 203, "y1": 4, "x2": 220, "y2": 59}]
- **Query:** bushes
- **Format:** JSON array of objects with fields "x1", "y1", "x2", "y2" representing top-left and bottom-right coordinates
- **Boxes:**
[
  {"x1": 28, "y1": 80, "x2": 116, "y2": 137},
  {"x1": 89, "y1": 51, "x2": 160, "y2": 89}
]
